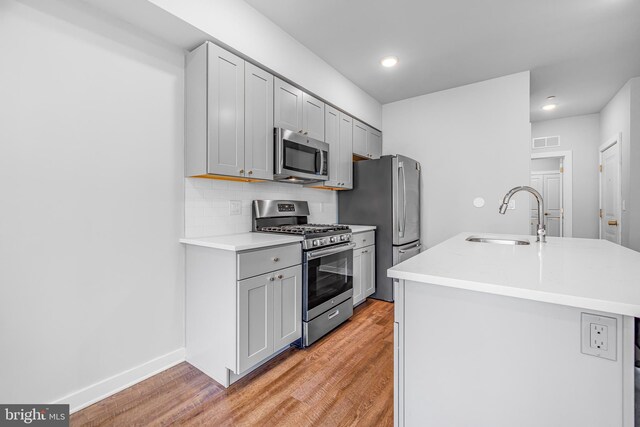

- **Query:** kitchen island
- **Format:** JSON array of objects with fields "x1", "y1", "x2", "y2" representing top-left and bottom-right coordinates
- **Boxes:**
[{"x1": 388, "y1": 233, "x2": 640, "y2": 427}]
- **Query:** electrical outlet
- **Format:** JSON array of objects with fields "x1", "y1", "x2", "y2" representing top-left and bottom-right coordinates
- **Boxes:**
[
  {"x1": 229, "y1": 200, "x2": 242, "y2": 216},
  {"x1": 590, "y1": 324, "x2": 608, "y2": 350},
  {"x1": 581, "y1": 313, "x2": 616, "y2": 361}
]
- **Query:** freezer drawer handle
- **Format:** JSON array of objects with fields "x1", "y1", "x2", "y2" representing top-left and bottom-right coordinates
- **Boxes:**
[{"x1": 399, "y1": 243, "x2": 422, "y2": 254}]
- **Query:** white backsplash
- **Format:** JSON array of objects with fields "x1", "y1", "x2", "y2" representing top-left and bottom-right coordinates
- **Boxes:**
[{"x1": 185, "y1": 178, "x2": 338, "y2": 237}]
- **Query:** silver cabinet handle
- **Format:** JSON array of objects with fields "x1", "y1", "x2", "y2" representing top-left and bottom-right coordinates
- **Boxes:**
[
  {"x1": 299, "y1": 129, "x2": 304, "y2": 133},
  {"x1": 328, "y1": 309, "x2": 340, "y2": 319},
  {"x1": 269, "y1": 277, "x2": 275, "y2": 281},
  {"x1": 277, "y1": 274, "x2": 283, "y2": 279},
  {"x1": 304, "y1": 131, "x2": 308, "y2": 135},
  {"x1": 272, "y1": 257, "x2": 280, "y2": 262},
  {"x1": 239, "y1": 169, "x2": 244, "y2": 175},
  {"x1": 248, "y1": 170, "x2": 253, "y2": 175}
]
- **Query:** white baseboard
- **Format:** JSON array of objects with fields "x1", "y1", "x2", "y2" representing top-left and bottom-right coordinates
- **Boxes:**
[{"x1": 52, "y1": 348, "x2": 186, "y2": 413}]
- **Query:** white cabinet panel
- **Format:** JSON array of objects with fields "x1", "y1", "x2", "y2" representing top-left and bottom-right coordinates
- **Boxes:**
[
  {"x1": 353, "y1": 120, "x2": 368, "y2": 157},
  {"x1": 324, "y1": 106, "x2": 340, "y2": 187},
  {"x1": 363, "y1": 246, "x2": 376, "y2": 297},
  {"x1": 238, "y1": 273, "x2": 274, "y2": 373},
  {"x1": 273, "y1": 265, "x2": 302, "y2": 349},
  {"x1": 207, "y1": 43, "x2": 245, "y2": 176},
  {"x1": 244, "y1": 63, "x2": 274, "y2": 180},
  {"x1": 352, "y1": 248, "x2": 364, "y2": 305},
  {"x1": 368, "y1": 128, "x2": 382, "y2": 159},
  {"x1": 302, "y1": 93, "x2": 325, "y2": 141},
  {"x1": 338, "y1": 113, "x2": 354, "y2": 189},
  {"x1": 274, "y1": 78, "x2": 303, "y2": 132}
]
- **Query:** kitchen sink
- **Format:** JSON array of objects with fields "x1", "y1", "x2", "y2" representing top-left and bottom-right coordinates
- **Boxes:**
[{"x1": 465, "y1": 236, "x2": 530, "y2": 246}]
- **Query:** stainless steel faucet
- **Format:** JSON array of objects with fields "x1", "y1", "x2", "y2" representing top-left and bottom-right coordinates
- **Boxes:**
[{"x1": 499, "y1": 186, "x2": 546, "y2": 243}]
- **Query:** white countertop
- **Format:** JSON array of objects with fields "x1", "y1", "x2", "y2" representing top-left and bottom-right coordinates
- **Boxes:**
[
  {"x1": 345, "y1": 225, "x2": 377, "y2": 233},
  {"x1": 180, "y1": 232, "x2": 303, "y2": 252},
  {"x1": 388, "y1": 232, "x2": 640, "y2": 317}
]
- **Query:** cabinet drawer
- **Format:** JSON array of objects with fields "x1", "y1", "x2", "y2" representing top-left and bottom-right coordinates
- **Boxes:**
[
  {"x1": 237, "y1": 243, "x2": 301, "y2": 280},
  {"x1": 353, "y1": 231, "x2": 375, "y2": 249}
]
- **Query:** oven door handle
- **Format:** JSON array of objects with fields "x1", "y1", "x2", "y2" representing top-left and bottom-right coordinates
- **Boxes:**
[{"x1": 307, "y1": 242, "x2": 355, "y2": 260}]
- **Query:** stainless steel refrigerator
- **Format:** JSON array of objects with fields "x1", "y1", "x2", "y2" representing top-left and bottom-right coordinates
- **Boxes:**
[{"x1": 338, "y1": 155, "x2": 421, "y2": 302}]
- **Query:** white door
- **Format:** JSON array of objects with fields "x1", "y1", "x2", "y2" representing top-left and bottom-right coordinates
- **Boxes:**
[
  {"x1": 530, "y1": 172, "x2": 562, "y2": 237},
  {"x1": 600, "y1": 139, "x2": 621, "y2": 244},
  {"x1": 543, "y1": 174, "x2": 563, "y2": 237}
]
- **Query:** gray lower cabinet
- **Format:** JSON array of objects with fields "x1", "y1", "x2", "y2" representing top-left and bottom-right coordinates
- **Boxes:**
[
  {"x1": 353, "y1": 119, "x2": 382, "y2": 160},
  {"x1": 238, "y1": 264, "x2": 301, "y2": 373},
  {"x1": 352, "y1": 231, "x2": 376, "y2": 306},
  {"x1": 185, "y1": 242, "x2": 301, "y2": 388},
  {"x1": 185, "y1": 42, "x2": 273, "y2": 180}
]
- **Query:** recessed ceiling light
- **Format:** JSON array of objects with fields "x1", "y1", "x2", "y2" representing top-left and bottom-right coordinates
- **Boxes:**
[
  {"x1": 542, "y1": 96, "x2": 557, "y2": 111},
  {"x1": 380, "y1": 56, "x2": 399, "y2": 68}
]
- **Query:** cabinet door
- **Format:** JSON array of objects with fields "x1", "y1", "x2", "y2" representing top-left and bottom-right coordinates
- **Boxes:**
[
  {"x1": 352, "y1": 248, "x2": 364, "y2": 305},
  {"x1": 363, "y1": 246, "x2": 376, "y2": 297},
  {"x1": 245, "y1": 63, "x2": 274, "y2": 180},
  {"x1": 207, "y1": 43, "x2": 245, "y2": 176},
  {"x1": 353, "y1": 120, "x2": 368, "y2": 157},
  {"x1": 237, "y1": 273, "x2": 274, "y2": 373},
  {"x1": 339, "y1": 113, "x2": 354, "y2": 189},
  {"x1": 274, "y1": 78, "x2": 303, "y2": 132},
  {"x1": 324, "y1": 106, "x2": 340, "y2": 187},
  {"x1": 368, "y1": 128, "x2": 382, "y2": 159},
  {"x1": 303, "y1": 93, "x2": 325, "y2": 141},
  {"x1": 273, "y1": 265, "x2": 302, "y2": 349}
]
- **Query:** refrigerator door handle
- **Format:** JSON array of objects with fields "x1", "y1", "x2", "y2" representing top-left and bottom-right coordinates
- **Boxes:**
[{"x1": 399, "y1": 162, "x2": 406, "y2": 237}]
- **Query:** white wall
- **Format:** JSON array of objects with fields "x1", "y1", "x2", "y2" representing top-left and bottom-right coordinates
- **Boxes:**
[
  {"x1": 532, "y1": 114, "x2": 601, "y2": 238},
  {"x1": 600, "y1": 77, "x2": 640, "y2": 251},
  {"x1": 0, "y1": 0, "x2": 185, "y2": 409},
  {"x1": 185, "y1": 179, "x2": 337, "y2": 237},
  {"x1": 103, "y1": 0, "x2": 383, "y2": 129},
  {"x1": 382, "y1": 72, "x2": 531, "y2": 248}
]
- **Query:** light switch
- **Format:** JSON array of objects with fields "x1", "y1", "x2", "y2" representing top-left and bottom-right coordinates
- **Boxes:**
[{"x1": 229, "y1": 200, "x2": 242, "y2": 216}]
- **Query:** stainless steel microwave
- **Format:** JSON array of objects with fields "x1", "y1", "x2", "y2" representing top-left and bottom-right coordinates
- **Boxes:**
[{"x1": 274, "y1": 128, "x2": 329, "y2": 184}]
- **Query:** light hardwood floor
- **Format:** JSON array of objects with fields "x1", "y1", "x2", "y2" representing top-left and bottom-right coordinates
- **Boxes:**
[{"x1": 71, "y1": 299, "x2": 394, "y2": 426}]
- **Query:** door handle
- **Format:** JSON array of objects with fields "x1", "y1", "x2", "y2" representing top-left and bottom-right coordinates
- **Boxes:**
[
  {"x1": 328, "y1": 309, "x2": 340, "y2": 320},
  {"x1": 608, "y1": 220, "x2": 618, "y2": 226}
]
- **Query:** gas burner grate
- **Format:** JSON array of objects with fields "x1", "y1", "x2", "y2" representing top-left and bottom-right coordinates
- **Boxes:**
[{"x1": 259, "y1": 224, "x2": 351, "y2": 235}]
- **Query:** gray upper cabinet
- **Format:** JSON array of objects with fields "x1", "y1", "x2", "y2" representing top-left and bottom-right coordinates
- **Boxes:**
[
  {"x1": 186, "y1": 42, "x2": 276, "y2": 180},
  {"x1": 302, "y1": 93, "x2": 325, "y2": 141},
  {"x1": 368, "y1": 128, "x2": 382, "y2": 159},
  {"x1": 312, "y1": 109, "x2": 353, "y2": 189},
  {"x1": 352, "y1": 119, "x2": 382, "y2": 159},
  {"x1": 323, "y1": 106, "x2": 340, "y2": 187},
  {"x1": 338, "y1": 113, "x2": 354, "y2": 188},
  {"x1": 353, "y1": 120, "x2": 368, "y2": 157},
  {"x1": 186, "y1": 42, "x2": 245, "y2": 178},
  {"x1": 245, "y1": 63, "x2": 274, "y2": 180},
  {"x1": 274, "y1": 77, "x2": 303, "y2": 133},
  {"x1": 207, "y1": 43, "x2": 245, "y2": 176}
]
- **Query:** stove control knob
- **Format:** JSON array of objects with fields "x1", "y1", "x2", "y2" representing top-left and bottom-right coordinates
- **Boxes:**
[
  {"x1": 340, "y1": 235, "x2": 346, "y2": 241},
  {"x1": 330, "y1": 237, "x2": 336, "y2": 243},
  {"x1": 312, "y1": 240, "x2": 319, "y2": 247}
]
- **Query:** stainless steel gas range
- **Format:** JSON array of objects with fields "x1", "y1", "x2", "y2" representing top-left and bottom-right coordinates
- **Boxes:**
[{"x1": 252, "y1": 200, "x2": 354, "y2": 347}]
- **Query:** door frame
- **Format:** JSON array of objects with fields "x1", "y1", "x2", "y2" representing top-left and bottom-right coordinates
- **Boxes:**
[
  {"x1": 531, "y1": 150, "x2": 573, "y2": 237},
  {"x1": 598, "y1": 133, "x2": 622, "y2": 243}
]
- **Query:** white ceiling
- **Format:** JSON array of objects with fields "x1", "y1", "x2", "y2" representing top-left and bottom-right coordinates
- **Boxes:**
[{"x1": 244, "y1": 0, "x2": 640, "y2": 122}]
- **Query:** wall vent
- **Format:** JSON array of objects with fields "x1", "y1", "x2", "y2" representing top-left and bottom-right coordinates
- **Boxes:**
[{"x1": 532, "y1": 136, "x2": 560, "y2": 149}]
